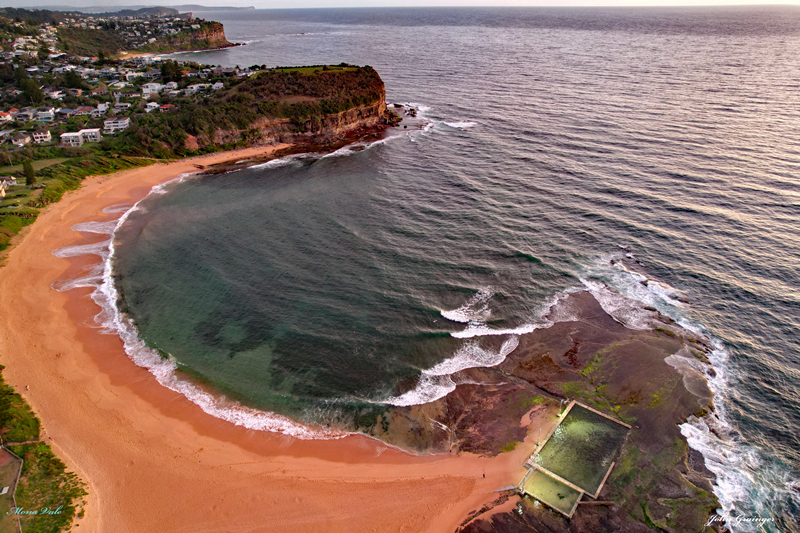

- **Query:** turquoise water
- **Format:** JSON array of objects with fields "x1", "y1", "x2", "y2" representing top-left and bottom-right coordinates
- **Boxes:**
[{"x1": 101, "y1": 7, "x2": 800, "y2": 530}]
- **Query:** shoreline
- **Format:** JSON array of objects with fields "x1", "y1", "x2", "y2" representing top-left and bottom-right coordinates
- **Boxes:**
[{"x1": 0, "y1": 143, "x2": 534, "y2": 532}]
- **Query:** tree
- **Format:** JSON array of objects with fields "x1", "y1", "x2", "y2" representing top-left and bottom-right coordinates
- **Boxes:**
[
  {"x1": 20, "y1": 78, "x2": 43, "y2": 105},
  {"x1": 23, "y1": 160, "x2": 35, "y2": 186},
  {"x1": 64, "y1": 69, "x2": 84, "y2": 89},
  {"x1": 14, "y1": 64, "x2": 27, "y2": 84},
  {"x1": 160, "y1": 60, "x2": 183, "y2": 83},
  {"x1": 38, "y1": 43, "x2": 50, "y2": 61}
]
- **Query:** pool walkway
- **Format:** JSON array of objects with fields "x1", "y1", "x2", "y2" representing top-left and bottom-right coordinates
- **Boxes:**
[{"x1": 517, "y1": 400, "x2": 631, "y2": 519}]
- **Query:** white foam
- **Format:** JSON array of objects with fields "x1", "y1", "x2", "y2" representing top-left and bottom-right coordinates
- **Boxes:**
[
  {"x1": 384, "y1": 374, "x2": 457, "y2": 407},
  {"x1": 426, "y1": 337, "x2": 519, "y2": 376},
  {"x1": 52, "y1": 240, "x2": 111, "y2": 259},
  {"x1": 581, "y1": 277, "x2": 657, "y2": 330},
  {"x1": 72, "y1": 220, "x2": 119, "y2": 235},
  {"x1": 440, "y1": 287, "x2": 494, "y2": 323},
  {"x1": 250, "y1": 153, "x2": 309, "y2": 169},
  {"x1": 450, "y1": 323, "x2": 537, "y2": 339},
  {"x1": 384, "y1": 337, "x2": 520, "y2": 406},
  {"x1": 442, "y1": 121, "x2": 477, "y2": 129},
  {"x1": 102, "y1": 203, "x2": 134, "y2": 214}
]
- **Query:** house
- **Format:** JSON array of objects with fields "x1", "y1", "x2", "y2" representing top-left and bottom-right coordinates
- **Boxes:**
[
  {"x1": 67, "y1": 88, "x2": 82, "y2": 96},
  {"x1": 79, "y1": 128, "x2": 102, "y2": 143},
  {"x1": 57, "y1": 108, "x2": 75, "y2": 118},
  {"x1": 10, "y1": 133, "x2": 31, "y2": 146},
  {"x1": 211, "y1": 82, "x2": 224, "y2": 91},
  {"x1": 0, "y1": 112, "x2": 10, "y2": 123},
  {"x1": 74, "y1": 106, "x2": 94, "y2": 116},
  {"x1": 113, "y1": 103, "x2": 131, "y2": 112},
  {"x1": 168, "y1": 90, "x2": 181, "y2": 98},
  {"x1": 44, "y1": 89, "x2": 64, "y2": 100},
  {"x1": 32, "y1": 129, "x2": 52, "y2": 143},
  {"x1": 141, "y1": 83, "x2": 164, "y2": 97},
  {"x1": 165, "y1": 81, "x2": 178, "y2": 90},
  {"x1": 91, "y1": 85, "x2": 108, "y2": 96},
  {"x1": 185, "y1": 83, "x2": 208, "y2": 95},
  {"x1": 144, "y1": 102, "x2": 160, "y2": 113},
  {"x1": 36, "y1": 107, "x2": 56, "y2": 122},
  {"x1": 91, "y1": 105, "x2": 108, "y2": 119},
  {"x1": 159, "y1": 104, "x2": 176, "y2": 113},
  {"x1": 98, "y1": 67, "x2": 117, "y2": 78},
  {"x1": 15, "y1": 109, "x2": 37, "y2": 122},
  {"x1": 103, "y1": 117, "x2": 130, "y2": 134},
  {"x1": 60, "y1": 131, "x2": 83, "y2": 147}
]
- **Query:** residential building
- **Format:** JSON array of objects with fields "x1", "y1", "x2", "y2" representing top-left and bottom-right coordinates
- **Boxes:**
[
  {"x1": 185, "y1": 83, "x2": 208, "y2": 95},
  {"x1": 67, "y1": 88, "x2": 83, "y2": 96},
  {"x1": 103, "y1": 117, "x2": 130, "y2": 134},
  {"x1": 91, "y1": 106, "x2": 108, "y2": 119},
  {"x1": 15, "y1": 109, "x2": 37, "y2": 122},
  {"x1": 0, "y1": 112, "x2": 10, "y2": 123},
  {"x1": 159, "y1": 104, "x2": 176, "y2": 113},
  {"x1": 144, "y1": 102, "x2": 160, "y2": 113},
  {"x1": 60, "y1": 132, "x2": 83, "y2": 147},
  {"x1": 79, "y1": 128, "x2": 102, "y2": 143},
  {"x1": 32, "y1": 129, "x2": 52, "y2": 143},
  {"x1": 141, "y1": 82, "x2": 164, "y2": 97},
  {"x1": 37, "y1": 107, "x2": 56, "y2": 122},
  {"x1": 10, "y1": 133, "x2": 31, "y2": 146},
  {"x1": 74, "y1": 106, "x2": 94, "y2": 116}
]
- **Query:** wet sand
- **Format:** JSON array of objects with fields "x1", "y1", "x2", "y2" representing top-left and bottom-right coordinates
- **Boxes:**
[{"x1": 0, "y1": 145, "x2": 543, "y2": 533}]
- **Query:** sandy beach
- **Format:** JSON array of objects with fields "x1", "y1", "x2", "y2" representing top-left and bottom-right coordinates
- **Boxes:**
[{"x1": 0, "y1": 145, "x2": 544, "y2": 533}]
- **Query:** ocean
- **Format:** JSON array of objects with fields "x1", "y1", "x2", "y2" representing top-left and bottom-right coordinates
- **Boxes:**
[{"x1": 75, "y1": 6, "x2": 800, "y2": 531}]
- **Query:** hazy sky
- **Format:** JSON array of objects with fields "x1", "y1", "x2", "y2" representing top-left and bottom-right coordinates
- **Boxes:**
[{"x1": 13, "y1": 0, "x2": 800, "y2": 9}]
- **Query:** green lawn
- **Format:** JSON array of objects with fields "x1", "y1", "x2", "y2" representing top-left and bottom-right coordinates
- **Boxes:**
[
  {"x1": 273, "y1": 66, "x2": 358, "y2": 75},
  {"x1": 0, "y1": 158, "x2": 69, "y2": 175}
]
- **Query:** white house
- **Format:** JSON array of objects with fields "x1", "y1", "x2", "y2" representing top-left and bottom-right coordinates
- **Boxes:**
[
  {"x1": 141, "y1": 83, "x2": 164, "y2": 98},
  {"x1": 185, "y1": 83, "x2": 208, "y2": 95},
  {"x1": 103, "y1": 117, "x2": 130, "y2": 134},
  {"x1": 60, "y1": 132, "x2": 83, "y2": 147},
  {"x1": 91, "y1": 104, "x2": 109, "y2": 119},
  {"x1": 211, "y1": 82, "x2": 224, "y2": 91},
  {"x1": 32, "y1": 130, "x2": 52, "y2": 143},
  {"x1": 36, "y1": 107, "x2": 56, "y2": 122},
  {"x1": 79, "y1": 128, "x2": 102, "y2": 143},
  {"x1": 144, "y1": 102, "x2": 160, "y2": 113},
  {"x1": 165, "y1": 81, "x2": 178, "y2": 90}
]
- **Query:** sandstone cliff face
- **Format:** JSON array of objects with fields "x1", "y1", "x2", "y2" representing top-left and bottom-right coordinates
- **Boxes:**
[
  {"x1": 140, "y1": 21, "x2": 233, "y2": 53},
  {"x1": 202, "y1": 97, "x2": 390, "y2": 149}
]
